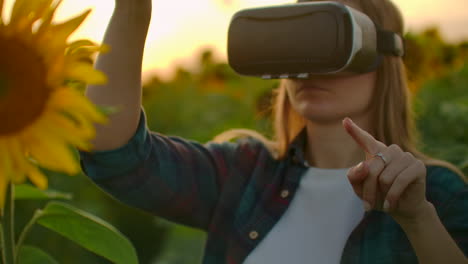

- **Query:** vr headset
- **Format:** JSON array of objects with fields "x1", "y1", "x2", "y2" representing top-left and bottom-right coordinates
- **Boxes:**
[{"x1": 227, "y1": 1, "x2": 405, "y2": 79}]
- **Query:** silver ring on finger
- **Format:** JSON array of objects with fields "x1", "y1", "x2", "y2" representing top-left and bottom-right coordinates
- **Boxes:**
[{"x1": 373, "y1": 152, "x2": 388, "y2": 167}]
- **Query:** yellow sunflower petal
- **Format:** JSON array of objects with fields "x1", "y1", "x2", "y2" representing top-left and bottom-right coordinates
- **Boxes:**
[
  {"x1": 99, "y1": 43, "x2": 111, "y2": 54},
  {"x1": 7, "y1": 139, "x2": 27, "y2": 184},
  {"x1": 35, "y1": 0, "x2": 62, "y2": 39},
  {"x1": 65, "y1": 111, "x2": 99, "y2": 140},
  {"x1": 0, "y1": 142, "x2": 13, "y2": 180},
  {"x1": 27, "y1": 134, "x2": 80, "y2": 175},
  {"x1": 37, "y1": 106, "x2": 99, "y2": 143},
  {"x1": 42, "y1": 111, "x2": 94, "y2": 151},
  {"x1": 65, "y1": 45, "x2": 109, "y2": 71},
  {"x1": 4, "y1": 137, "x2": 48, "y2": 189},
  {"x1": 37, "y1": 10, "x2": 94, "y2": 86},
  {"x1": 17, "y1": 118, "x2": 80, "y2": 175},
  {"x1": 65, "y1": 61, "x2": 107, "y2": 85},
  {"x1": 67, "y1": 47, "x2": 103, "y2": 64},
  {"x1": 51, "y1": 111, "x2": 95, "y2": 138},
  {"x1": 40, "y1": 9, "x2": 91, "y2": 52},
  {"x1": 54, "y1": 9, "x2": 91, "y2": 38},
  {"x1": 27, "y1": 165, "x2": 48, "y2": 190},
  {"x1": 68, "y1": 42, "x2": 110, "y2": 57},
  {"x1": 9, "y1": 0, "x2": 53, "y2": 31},
  {"x1": 67, "y1": 50, "x2": 96, "y2": 65},
  {"x1": 45, "y1": 54, "x2": 66, "y2": 88},
  {"x1": 67, "y1": 40, "x2": 98, "y2": 53},
  {"x1": 51, "y1": 88, "x2": 108, "y2": 124}
]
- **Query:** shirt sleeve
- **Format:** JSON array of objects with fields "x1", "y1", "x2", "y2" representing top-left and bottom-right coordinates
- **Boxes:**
[
  {"x1": 427, "y1": 166, "x2": 468, "y2": 258},
  {"x1": 79, "y1": 108, "x2": 264, "y2": 230}
]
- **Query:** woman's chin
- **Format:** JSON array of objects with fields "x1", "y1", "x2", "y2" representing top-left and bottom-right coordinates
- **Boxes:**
[{"x1": 295, "y1": 104, "x2": 348, "y2": 124}]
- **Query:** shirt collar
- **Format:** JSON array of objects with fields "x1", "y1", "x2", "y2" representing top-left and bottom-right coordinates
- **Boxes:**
[{"x1": 286, "y1": 127, "x2": 310, "y2": 166}]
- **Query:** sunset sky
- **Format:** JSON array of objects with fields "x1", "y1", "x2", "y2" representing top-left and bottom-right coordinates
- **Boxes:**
[{"x1": 3, "y1": 0, "x2": 468, "y2": 80}]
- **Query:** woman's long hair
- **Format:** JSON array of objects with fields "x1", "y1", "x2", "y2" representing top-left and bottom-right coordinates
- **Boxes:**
[{"x1": 214, "y1": 0, "x2": 465, "y2": 178}]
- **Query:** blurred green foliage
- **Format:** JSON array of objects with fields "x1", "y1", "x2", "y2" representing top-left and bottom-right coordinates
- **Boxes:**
[
  {"x1": 142, "y1": 50, "x2": 278, "y2": 142},
  {"x1": 404, "y1": 28, "x2": 468, "y2": 92},
  {"x1": 16, "y1": 27, "x2": 467, "y2": 263},
  {"x1": 414, "y1": 64, "x2": 468, "y2": 173}
]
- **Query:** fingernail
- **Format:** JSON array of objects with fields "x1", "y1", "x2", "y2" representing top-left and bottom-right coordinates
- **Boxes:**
[
  {"x1": 363, "y1": 201, "x2": 371, "y2": 212},
  {"x1": 383, "y1": 200, "x2": 390, "y2": 212}
]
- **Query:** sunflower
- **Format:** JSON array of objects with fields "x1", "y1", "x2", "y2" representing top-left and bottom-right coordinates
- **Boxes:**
[{"x1": 0, "y1": 0, "x2": 108, "y2": 210}]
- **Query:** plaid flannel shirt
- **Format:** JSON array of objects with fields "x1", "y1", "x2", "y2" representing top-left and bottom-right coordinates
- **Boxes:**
[{"x1": 79, "y1": 109, "x2": 468, "y2": 264}]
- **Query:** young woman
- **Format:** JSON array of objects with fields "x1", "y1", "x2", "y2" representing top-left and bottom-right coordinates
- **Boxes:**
[{"x1": 80, "y1": 0, "x2": 468, "y2": 263}]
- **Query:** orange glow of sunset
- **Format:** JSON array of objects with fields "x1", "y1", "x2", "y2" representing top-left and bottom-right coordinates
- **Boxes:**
[{"x1": 2, "y1": 0, "x2": 468, "y2": 80}]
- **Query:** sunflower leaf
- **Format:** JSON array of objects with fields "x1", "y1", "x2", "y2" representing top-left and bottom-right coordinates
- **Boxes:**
[
  {"x1": 17, "y1": 245, "x2": 59, "y2": 264},
  {"x1": 37, "y1": 201, "x2": 138, "y2": 264},
  {"x1": 14, "y1": 184, "x2": 72, "y2": 200}
]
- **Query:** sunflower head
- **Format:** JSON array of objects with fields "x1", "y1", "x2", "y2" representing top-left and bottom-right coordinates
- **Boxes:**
[{"x1": 0, "y1": 0, "x2": 109, "y2": 211}]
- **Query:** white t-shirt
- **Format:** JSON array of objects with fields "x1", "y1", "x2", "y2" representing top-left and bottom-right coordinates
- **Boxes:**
[{"x1": 243, "y1": 166, "x2": 365, "y2": 264}]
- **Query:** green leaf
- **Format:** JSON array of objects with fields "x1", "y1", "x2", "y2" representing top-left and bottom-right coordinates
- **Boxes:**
[
  {"x1": 17, "y1": 245, "x2": 59, "y2": 264},
  {"x1": 14, "y1": 184, "x2": 72, "y2": 200},
  {"x1": 37, "y1": 202, "x2": 138, "y2": 264}
]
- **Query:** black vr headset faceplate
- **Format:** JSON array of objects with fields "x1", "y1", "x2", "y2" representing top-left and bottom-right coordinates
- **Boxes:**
[{"x1": 227, "y1": 1, "x2": 404, "y2": 79}]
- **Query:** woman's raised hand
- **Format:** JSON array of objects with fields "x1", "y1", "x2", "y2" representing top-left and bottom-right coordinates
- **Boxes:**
[{"x1": 342, "y1": 117, "x2": 432, "y2": 225}]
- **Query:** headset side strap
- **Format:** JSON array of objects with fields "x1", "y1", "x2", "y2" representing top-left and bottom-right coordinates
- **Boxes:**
[{"x1": 377, "y1": 30, "x2": 405, "y2": 57}]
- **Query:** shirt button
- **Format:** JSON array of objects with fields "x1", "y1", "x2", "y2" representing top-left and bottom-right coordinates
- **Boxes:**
[
  {"x1": 280, "y1": 190, "x2": 290, "y2": 198},
  {"x1": 249, "y1": 231, "x2": 259, "y2": 240}
]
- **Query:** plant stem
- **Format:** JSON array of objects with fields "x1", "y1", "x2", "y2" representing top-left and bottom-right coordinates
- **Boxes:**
[
  {"x1": 0, "y1": 222, "x2": 6, "y2": 264},
  {"x1": 15, "y1": 209, "x2": 43, "y2": 259},
  {"x1": 1, "y1": 183, "x2": 15, "y2": 264}
]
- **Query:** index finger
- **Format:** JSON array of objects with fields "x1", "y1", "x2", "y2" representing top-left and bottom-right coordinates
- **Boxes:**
[{"x1": 342, "y1": 117, "x2": 386, "y2": 156}]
